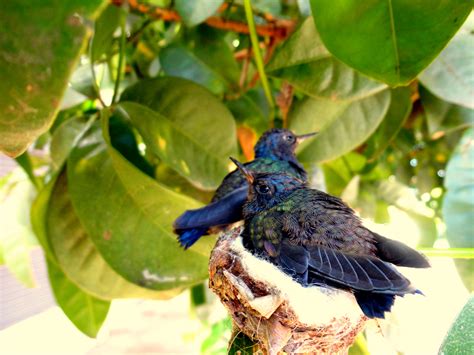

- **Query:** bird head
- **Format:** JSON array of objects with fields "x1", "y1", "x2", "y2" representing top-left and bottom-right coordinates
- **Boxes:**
[
  {"x1": 253, "y1": 128, "x2": 316, "y2": 162},
  {"x1": 230, "y1": 157, "x2": 306, "y2": 217}
]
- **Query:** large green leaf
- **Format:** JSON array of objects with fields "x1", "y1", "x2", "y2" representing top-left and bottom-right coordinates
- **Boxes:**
[
  {"x1": 443, "y1": 128, "x2": 474, "y2": 290},
  {"x1": 268, "y1": 17, "x2": 386, "y2": 101},
  {"x1": 420, "y1": 86, "x2": 474, "y2": 139},
  {"x1": 365, "y1": 87, "x2": 412, "y2": 161},
  {"x1": 47, "y1": 260, "x2": 110, "y2": 338},
  {"x1": 175, "y1": 0, "x2": 224, "y2": 26},
  {"x1": 160, "y1": 44, "x2": 226, "y2": 95},
  {"x1": 48, "y1": 171, "x2": 183, "y2": 300},
  {"x1": 118, "y1": 101, "x2": 232, "y2": 190},
  {"x1": 185, "y1": 26, "x2": 240, "y2": 91},
  {"x1": 420, "y1": 32, "x2": 474, "y2": 109},
  {"x1": 0, "y1": 170, "x2": 38, "y2": 287},
  {"x1": 120, "y1": 77, "x2": 237, "y2": 190},
  {"x1": 290, "y1": 90, "x2": 391, "y2": 162},
  {"x1": 67, "y1": 118, "x2": 213, "y2": 290},
  {"x1": 0, "y1": 0, "x2": 106, "y2": 157},
  {"x1": 309, "y1": 0, "x2": 472, "y2": 86},
  {"x1": 440, "y1": 296, "x2": 474, "y2": 354}
]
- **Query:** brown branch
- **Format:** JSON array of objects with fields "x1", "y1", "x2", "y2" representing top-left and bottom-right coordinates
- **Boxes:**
[
  {"x1": 111, "y1": 0, "x2": 295, "y2": 40},
  {"x1": 276, "y1": 82, "x2": 294, "y2": 128}
]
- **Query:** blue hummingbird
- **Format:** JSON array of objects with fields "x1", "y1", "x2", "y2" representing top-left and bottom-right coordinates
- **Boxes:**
[
  {"x1": 232, "y1": 158, "x2": 430, "y2": 319},
  {"x1": 173, "y1": 128, "x2": 316, "y2": 249}
]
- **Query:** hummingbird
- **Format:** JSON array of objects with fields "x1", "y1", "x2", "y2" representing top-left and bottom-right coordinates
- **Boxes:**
[
  {"x1": 173, "y1": 129, "x2": 316, "y2": 249},
  {"x1": 232, "y1": 158, "x2": 430, "y2": 319}
]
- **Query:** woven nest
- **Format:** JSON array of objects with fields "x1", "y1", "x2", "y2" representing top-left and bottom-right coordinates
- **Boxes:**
[{"x1": 209, "y1": 227, "x2": 367, "y2": 355}]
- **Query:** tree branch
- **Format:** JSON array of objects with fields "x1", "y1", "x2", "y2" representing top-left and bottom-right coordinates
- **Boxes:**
[{"x1": 110, "y1": 0, "x2": 295, "y2": 40}]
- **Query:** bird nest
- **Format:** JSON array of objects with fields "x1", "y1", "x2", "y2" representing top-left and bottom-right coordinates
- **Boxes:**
[{"x1": 208, "y1": 227, "x2": 367, "y2": 355}]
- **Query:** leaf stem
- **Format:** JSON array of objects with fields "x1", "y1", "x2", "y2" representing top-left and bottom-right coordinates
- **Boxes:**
[
  {"x1": 417, "y1": 248, "x2": 474, "y2": 259},
  {"x1": 243, "y1": 0, "x2": 275, "y2": 123},
  {"x1": 112, "y1": 15, "x2": 127, "y2": 105},
  {"x1": 89, "y1": 48, "x2": 107, "y2": 107}
]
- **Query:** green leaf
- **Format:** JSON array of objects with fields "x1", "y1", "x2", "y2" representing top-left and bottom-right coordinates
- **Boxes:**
[
  {"x1": 268, "y1": 17, "x2": 386, "y2": 101},
  {"x1": 443, "y1": 128, "x2": 474, "y2": 290},
  {"x1": 186, "y1": 26, "x2": 240, "y2": 90},
  {"x1": 160, "y1": 44, "x2": 226, "y2": 95},
  {"x1": 0, "y1": 171, "x2": 38, "y2": 287},
  {"x1": 175, "y1": 0, "x2": 224, "y2": 27},
  {"x1": 90, "y1": 4, "x2": 124, "y2": 62},
  {"x1": 309, "y1": 0, "x2": 472, "y2": 86},
  {"x1": 120, "y1": 77, "x2": 237, "y2": 190},
  {"x1": 31, "y1": 174, "x2": 60, "y2": 261},
  {"x1": 47, "y1": 259, "x2": 110, "y2": 338},
  {"x1": 0, "y1": 0, "x2": 106, "y2": 157},
  {"x1": 440, "y1": 296, "x2": 474, "y2": 354},
  {"x1": 419, "y1": 86, "x2": 474, "y2": 139},
  {"x1": 322, "y1": 152, "x2": 367, "y2": 196},
  {"x1": 50, "y1": 115, "x2": 95, "y2": 170},
  {"x1": 349, "y1": 334, "x2": 370, "y2": 355},
  {"x1": 290, "y1": 89, "x2": 391, "y2": 162},
  {"x1": 47, "y1": 171, "x2": 182, "y2": 300},
  {"x1": 201, "y1": 317, "x2": 232, "y2": 355},
  {"x1": 118, "y1": 101, "x2": 233, "y2": 190},
  {"x1": 420, "y1": 32, "x2": 474, "y2": 109},
  {"x1": 228, "y1": 331, "x2": 258, "y2": 355},
  {"x1": 365, "y1": 87, "x2": 412, "y2": 161},
  {"x1": 251, "y1": 0, "x2": 282, "y2": 16},
  {"x1": 67, "y1": 118, "x2": 213, "y2": 290}
]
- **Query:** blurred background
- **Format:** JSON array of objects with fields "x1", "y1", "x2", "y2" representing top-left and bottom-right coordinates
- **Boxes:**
[{"x1": 0, "y1": 0, "x2": 473, "y2": 354}]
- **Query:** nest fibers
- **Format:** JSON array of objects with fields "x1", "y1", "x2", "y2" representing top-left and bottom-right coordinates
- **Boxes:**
[{"x1": 209, "y1": 227, "x2": 367, "y2": 354}]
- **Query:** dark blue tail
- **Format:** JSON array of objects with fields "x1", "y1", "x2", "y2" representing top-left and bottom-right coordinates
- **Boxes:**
[
  {"x1": 177, "y1": 228, "x2": 208, "y2": 249},
  {"x1": 354, "y1": 291, "x2": 396, "y2": 319}
]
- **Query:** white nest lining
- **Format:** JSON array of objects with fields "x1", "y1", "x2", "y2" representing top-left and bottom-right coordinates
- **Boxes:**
[{"x1": 230, "y1": 236, "x2": 364, "y2": 326}]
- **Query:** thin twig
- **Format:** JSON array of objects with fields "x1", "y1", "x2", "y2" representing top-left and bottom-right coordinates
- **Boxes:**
[
  {"x1": 89, "y1": 44, "x2": 107, "y2": 107},
  {"x1": 243, "y1": 0, "x2": 274, "y2": 124}
]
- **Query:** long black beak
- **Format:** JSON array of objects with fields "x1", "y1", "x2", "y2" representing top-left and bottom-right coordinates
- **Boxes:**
[
  {"x1": 296, "y1": 132, "x2": 317, "y2": 143},
  {"x1": 230, "y1": 157, "x2": 254, "y2": 184}
]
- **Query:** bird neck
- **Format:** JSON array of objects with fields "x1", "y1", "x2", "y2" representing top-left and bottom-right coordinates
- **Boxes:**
[{"x1": 243, "y1": 187, "x2": 303, "y2": 218}]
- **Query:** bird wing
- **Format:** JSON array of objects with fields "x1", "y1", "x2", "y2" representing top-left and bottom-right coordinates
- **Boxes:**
[
  {"x1": 174, "y1": 186, "x2": 247, "y2": 231},
  {"x1": 253, "y1": 191, "x2": 416, "y2": 294},
  {"x1": 278, "y1": 240, "x2": 415, "y2": 293},
  {"x1": 373, "y1": 233, "x2": 430, "y2": 268}
]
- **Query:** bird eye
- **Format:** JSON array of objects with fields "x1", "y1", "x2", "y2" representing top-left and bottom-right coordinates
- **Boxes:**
[
  {"x1": 284, "y1": 134, "x2": 295, "y2": 143},
  {"x1": 256, "y1": 183, "x2": 271, "y2": 194}
]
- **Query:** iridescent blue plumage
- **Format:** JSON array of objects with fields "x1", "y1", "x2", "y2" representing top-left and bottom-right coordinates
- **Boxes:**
[
  {"x1": 173, "y1": 129, "x2": 316, "y2": 249},
  {"x1": 234, "y1": 164, "x2": 430, "y2": 319}
]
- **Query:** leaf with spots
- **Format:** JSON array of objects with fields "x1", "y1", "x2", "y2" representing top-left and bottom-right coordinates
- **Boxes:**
[
  {"x1": 0, "y1": 0, "x2": 106, "y2": 157},
  {"x1": 47, "y1": 171, "x2": 183, "y2": 300}
]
